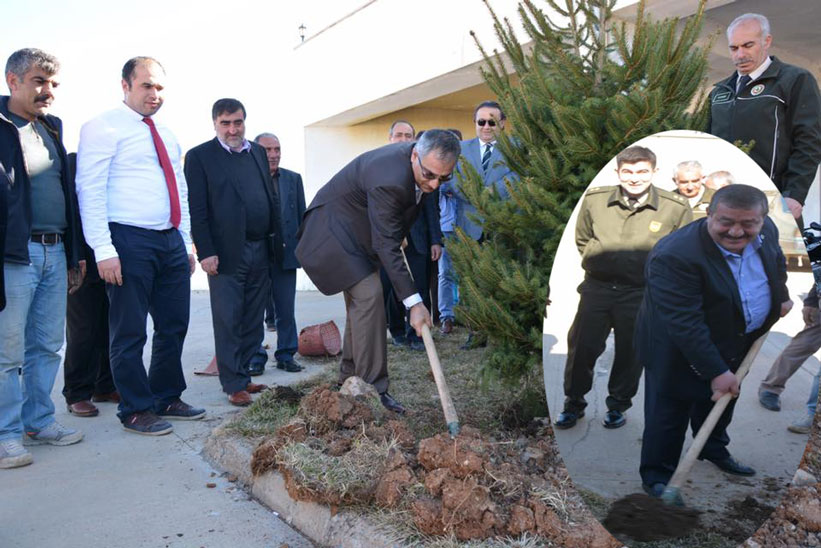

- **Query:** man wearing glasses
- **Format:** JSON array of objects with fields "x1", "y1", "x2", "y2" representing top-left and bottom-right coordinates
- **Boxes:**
[
  {"x1": 296, "y1": 130, "x2": 460, "y2": 414},
  {"x1": 439, "y1": 100, "x2": 518, "y2": 347}
]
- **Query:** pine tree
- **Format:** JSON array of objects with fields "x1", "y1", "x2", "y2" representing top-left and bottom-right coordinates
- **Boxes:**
[{"x1": 447, "y1": 0, "x2": 712, "y2": 390}]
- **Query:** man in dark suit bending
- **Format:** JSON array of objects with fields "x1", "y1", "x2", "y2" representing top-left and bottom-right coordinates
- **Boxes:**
[
  {"x1": 636, "y1": 184, "x2": 791, "y2": 496},
  {"x1": 296, "y1": 129, "x2": 460, "y2": 414}
]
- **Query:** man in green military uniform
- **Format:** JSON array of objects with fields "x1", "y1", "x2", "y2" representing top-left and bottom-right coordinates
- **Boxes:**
[
  {"x1": 672, "y1": 160, "x2": 714, "y2": 220},
  {"x1": 555, "y1": 146, "x2": 692, "y2": 430}
]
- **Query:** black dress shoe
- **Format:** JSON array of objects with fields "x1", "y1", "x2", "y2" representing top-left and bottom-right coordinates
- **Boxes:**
[
  {"x1": 701, "y1": 455, "x2": 755, "y2": 476},
  {"x1": 642, "y1": 482, "x2": 665, "y2": 498},
  {"x1": 758, "y1": 390, "x2": 781, "y2": 411},
  {"x1": 380, "y1": 392, "x2": 406, "y2": 414},
  {"x1": 554, "y1": 410, "x2": 584, "y2": 429},
  {"x1": 391, "y1": 334, "x2": 407, "y2": 347},
  {"x1": 602, "y1": 410, "x2": 626, "y2": 429},
  {"x1": 248, "y1": 361, "x2": 265, "y2": 376},
  {"x1": 407, "y1": 340, "x2": 425, "y2": 352},
  {"x1": 460, "y1": 332, "x2": 487, "y2": 350},
  {"x1": 276, "y1": 360, "x2": 303, "y2": 373}
]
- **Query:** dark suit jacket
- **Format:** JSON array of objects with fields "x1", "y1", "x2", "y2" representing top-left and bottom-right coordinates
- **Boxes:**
[
  {"x1": 296, "y1": 142, "x2": 423, "y2": 299},
  {"x1": 406, "y1": 188, "x2": 442, "y2": 254},
  {"x1": 635, "y1": 216, "x2": 788, "y2": 400},
  {"x1": 273, "y1": 167, "x2": 306, "y2": 270},
  {"x1": 185, "y1": 138, "x2": 280, "y2": 275}
]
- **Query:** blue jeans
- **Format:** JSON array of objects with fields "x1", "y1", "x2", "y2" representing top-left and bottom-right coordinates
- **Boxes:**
[
  {"x1": 437, "y1": 231, "x2": 458, "y2": 320},
  {"x1": 0, "y1": 242, "x2": 67, "y2": 441},
  {"x1": 808, "y1": 368, "x2": 820, "y2": 416}
]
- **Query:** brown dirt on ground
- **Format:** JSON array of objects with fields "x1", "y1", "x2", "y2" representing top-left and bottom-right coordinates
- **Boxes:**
[
  {"x1": 602, "y1": 493, "x2": 700, "y2": 542},
  {"x1": 747, "y1": 412, "x2": 821, "y2": 547},
  {"x1": 249, "y1": 385, "x2": 620, "y2": 544},
  {"x1": 272, "y1": 385, "x2": 303, "y2": 404}
]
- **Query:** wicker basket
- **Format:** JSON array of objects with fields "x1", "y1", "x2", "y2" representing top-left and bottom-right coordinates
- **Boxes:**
[{"x1": 298, "y1": 320, "x2": 342, "y2": 357}]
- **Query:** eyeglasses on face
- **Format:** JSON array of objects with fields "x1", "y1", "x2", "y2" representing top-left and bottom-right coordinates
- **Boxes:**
[
  {"x1": 416, "y1": 155, "x2": 453, "y2": 182},
  {"x1": 476, "y1": 119, "x2": 497, "y2": 127}
]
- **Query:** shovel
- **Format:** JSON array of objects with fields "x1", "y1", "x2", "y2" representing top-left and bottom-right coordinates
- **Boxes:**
[
  {"x1": 420, "y1": 323, "x2": 461, "y2": 437},
  {"x1": 661, "y1": 332, "x2": 768, "y2": 505}
]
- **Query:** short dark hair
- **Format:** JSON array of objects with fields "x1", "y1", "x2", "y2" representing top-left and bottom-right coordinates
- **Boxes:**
[
  {"x1": 212, "y1": 98, "x2": 246, "y2": 121},
  {"x1": 5, "y1": 48, "x2": 59, "y2": 79},
  {"x1": 389, "y1": 120, "x2": 414, "y2": 137},
  {"x1": 616, "y1": 146, "x2": 657, "y2": 169},
  {"x1": 708, "y1": 184, "x2": 768, "y2": 215},
  {"x1": 415, "y1": 129, "x2": 461, "y2": 162},
  {"x1": 474, "y1": 100, "x2": 506, "y2": 121},
  {"x1": 121, "y1": 56, "x2": 164, "y2": 85},
  {"x1": 446, "y1": 128, "x2": 463, "y2": 140}
]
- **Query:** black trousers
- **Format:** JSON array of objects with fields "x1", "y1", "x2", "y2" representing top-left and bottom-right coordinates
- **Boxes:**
[
  {"x1": 208, "y1": 240, "x2": 270, "y2": 394},
  {"x1": 563, "y1": 278, "x2": 644, "y2": 413},
  {"x1": 107, "y1": 224, "x2": 190, "y2": 420},
  {"x1": 640, "y1": 366, "x2": 735, "y2": 486},
  {"x1": 381, "y1": 239, "x2": 432, "y2": 343},
  {"x1": 62, "y1": 278, "x2": 115, "y2": 404}
]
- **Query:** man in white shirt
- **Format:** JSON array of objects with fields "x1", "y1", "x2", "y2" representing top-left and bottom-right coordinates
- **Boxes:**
[{"x1": 76, "y1": 57, "x2": 203, "y2": 436}]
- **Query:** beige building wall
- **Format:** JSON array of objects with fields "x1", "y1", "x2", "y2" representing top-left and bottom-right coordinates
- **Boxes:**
[{"x1": 291, "y1": 0, "x2": 821, "y2": 290}]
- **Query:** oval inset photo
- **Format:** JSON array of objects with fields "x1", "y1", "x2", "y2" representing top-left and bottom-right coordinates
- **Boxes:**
[{"x1": 543, "y1": 129, "x2": 820, "y2": 546}]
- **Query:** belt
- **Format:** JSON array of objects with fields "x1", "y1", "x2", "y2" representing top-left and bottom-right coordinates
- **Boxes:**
[{"x1": 30, "y1": 233, "x2": 63, "y2": 245}]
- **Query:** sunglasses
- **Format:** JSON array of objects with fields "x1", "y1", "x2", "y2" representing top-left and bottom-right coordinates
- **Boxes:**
[
  {"x1": 417, "y1": 156, "x2": 453, "y2": 182},
  {"x1": 476, "y1": 119, "x2": 497, "y2": 127}
]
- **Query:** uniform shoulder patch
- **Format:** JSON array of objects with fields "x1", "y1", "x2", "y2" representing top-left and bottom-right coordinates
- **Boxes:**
[
  {"x1": 585, "y1": 185, "x2": 615, "y2": 196},
  {"x1": 657, "y1": 188, "x2": 688, "y2": 205}
]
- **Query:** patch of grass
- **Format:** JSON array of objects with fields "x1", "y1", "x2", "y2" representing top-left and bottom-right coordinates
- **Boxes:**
[
  {"x1": 576, "y1": 488, "x2": 611, "y2": 522},
  {"x1": 387, "y1": 331, "x2": 545, "y2": 440},
  {"x1": 224, "y1": 389, "x2": 300, "y2": 438},
  {"x1": 277, "y1": 436, "x2": 397, "y2": 502}
]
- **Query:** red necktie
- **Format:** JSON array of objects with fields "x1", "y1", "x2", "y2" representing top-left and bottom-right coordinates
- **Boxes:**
[{"x1": 142, "y1": 117, "x2": 181, "y2": 228}]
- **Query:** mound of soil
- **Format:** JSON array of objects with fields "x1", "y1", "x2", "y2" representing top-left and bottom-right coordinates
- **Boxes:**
[
  {"x1": 747, "y1": 415, "x2": 821, "y2": 547},
  {"x1": 250, "y1": 384, "x2": 620, "y2": 545},
  {"x1": 603, "y1": 493, "x2": 700, "y2": 541}
]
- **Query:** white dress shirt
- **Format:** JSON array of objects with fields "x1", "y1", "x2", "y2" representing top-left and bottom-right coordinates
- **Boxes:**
[{"x1": 76, "y1": 102, "x2": 191, "y2": 262}]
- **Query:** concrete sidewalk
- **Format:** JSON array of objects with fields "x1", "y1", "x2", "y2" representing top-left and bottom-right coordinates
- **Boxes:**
[{"x1": 1, "y1": 290, "x2": 345, "y2": 548}]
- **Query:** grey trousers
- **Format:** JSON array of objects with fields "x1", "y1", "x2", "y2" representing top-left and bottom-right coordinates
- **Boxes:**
[
  {"x1": 759, "y1": 323, "x2": 821, "y2": 395},
  {"x1": 208, "y1": 240, "x2": 271, "y2": 394},
  {"x1": 339, "y1": 271, "x2": 389, "y2": 393}
]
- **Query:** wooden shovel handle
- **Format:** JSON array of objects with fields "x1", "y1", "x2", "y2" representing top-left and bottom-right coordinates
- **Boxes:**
[
  {"x1": 420, "y1": 324, "x2": 460, "y2": 436},
  {"x1": 666, "y1": 333, "x2": 768, "y2": 490}
]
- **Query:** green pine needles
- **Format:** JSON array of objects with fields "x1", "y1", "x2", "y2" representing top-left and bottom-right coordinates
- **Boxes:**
[{"x1": 447, "y1": 0, "x2": 713, "y2": 387}]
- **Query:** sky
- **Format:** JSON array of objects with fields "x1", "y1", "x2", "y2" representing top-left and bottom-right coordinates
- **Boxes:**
[{"x1": 1, "y1": 0, "x2": 365, "y2": 156}]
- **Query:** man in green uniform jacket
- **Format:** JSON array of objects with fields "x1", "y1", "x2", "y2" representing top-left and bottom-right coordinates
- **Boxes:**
[
  {"x1": 555, "y1": 146, "x2": 692, "y2": 430},
  {"x1": 672, "y1": 160, "x2": 714, "y2": 220}
]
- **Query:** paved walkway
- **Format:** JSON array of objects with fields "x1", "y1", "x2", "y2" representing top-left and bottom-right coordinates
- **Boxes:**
[{"x1": 1, "y1": 290, "x2": 345, "y2": 548}]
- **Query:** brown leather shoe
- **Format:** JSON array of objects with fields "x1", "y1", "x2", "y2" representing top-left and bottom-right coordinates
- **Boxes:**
[
  {"x1": 92, "y1": 391, "x2": 121, "y2": 403},
  {"x1": 67, "y1": 400, "x2": 99, "y2": 417},
  {"x1": 228, "y1": 390, "x2": 253, "y2": 406},
  {"x1": 246, "y1": 383, "x2": 268, "y2": 394},
  {"x1": 440, "y1": 318, "x2": 454, "y2": 335}
]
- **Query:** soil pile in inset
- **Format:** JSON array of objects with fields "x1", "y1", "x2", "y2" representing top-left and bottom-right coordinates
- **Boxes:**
[
  {"x1": 249, "y1": 384, "x2": 621, "y2": 545},
  {"x1": 603, "y1": 493, "x2": 700, "y2": 541}
]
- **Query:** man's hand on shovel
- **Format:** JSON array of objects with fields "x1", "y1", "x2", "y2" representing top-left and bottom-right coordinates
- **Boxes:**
[
  {"x1": 410, "y1": 302, "x2": 433, "y2": 337},
  {"x1": 710, "y1": 370, "x2": 740, "y2": 402}
]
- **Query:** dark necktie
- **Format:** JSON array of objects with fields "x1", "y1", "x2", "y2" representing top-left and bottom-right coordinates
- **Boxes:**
[
  {"x1": 142, "y1": 117, "x2": 181, "y2": 228},
  {"x1": 481, "y1": 144, "x2": 493, "y2": 172},
  {"x1": 736, "y1": 74, "x2": 752, "y2": 96}
]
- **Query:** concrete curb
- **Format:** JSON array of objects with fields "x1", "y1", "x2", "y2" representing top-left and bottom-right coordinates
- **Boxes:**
[{"x1": 203, "y1": 425, "x2": 401, "y2": 548}]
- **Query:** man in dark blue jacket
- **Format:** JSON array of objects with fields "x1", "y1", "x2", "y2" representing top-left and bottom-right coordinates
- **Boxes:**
[
  {"x1": 636, "y1": 184, "x2": 791, "y2": 496},
  {"x1": 256, "y1": 132, "x2": 306, "y2": 372},
  {"x1": 0, "y1": 48, "x2": 86, "y2": 468}
]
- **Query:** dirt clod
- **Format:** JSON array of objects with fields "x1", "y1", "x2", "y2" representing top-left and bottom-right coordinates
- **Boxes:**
[{"x1": 603, "y1": 493, "x2": 700, "y2": 541}]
